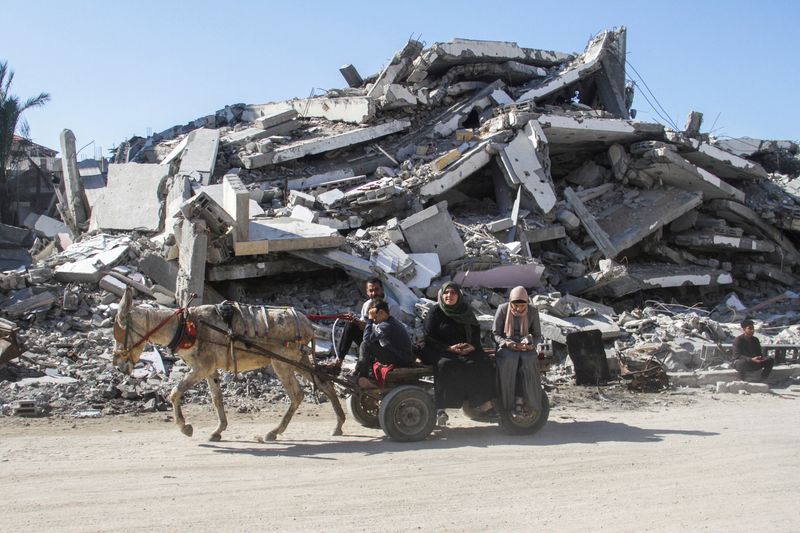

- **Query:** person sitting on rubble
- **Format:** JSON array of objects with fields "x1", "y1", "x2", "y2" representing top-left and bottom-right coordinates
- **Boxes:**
[
  {"x1": 419, "y1": 282, "x2": 496, "y2": 426},
  {"x1": 732, "y1": 318, "x2": 774, "y2": 381},
  {"x1": 352, "y1": 299, "x2": 414, "y2": 389},
  {"x1": 492, "y1": 286, "x2": 545, "y2": 417},
  {"x1": 324, "y1": 277, "x2": 401, "y2": 370}
]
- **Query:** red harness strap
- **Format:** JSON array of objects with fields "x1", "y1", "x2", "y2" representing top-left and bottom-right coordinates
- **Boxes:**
[
  {"x1": 128, "y1": 308, "x2": 185, "y2": 351},
  {"x1": 305, "y1": 313, "x2": 353, "y2": 321}
]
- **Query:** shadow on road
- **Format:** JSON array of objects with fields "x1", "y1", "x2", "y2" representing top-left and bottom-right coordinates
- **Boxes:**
[{"x1": 198, "y1": 419, "x2": 719, "y2": 459}]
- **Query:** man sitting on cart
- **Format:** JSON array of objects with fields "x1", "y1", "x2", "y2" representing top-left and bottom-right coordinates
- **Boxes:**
[{"x1": 353, "y1": 299, "x2": 414, "y2": 388}]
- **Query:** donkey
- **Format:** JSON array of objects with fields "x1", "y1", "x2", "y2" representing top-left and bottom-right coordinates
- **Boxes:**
[{"x1": 113, "y1": 287, "x2": 345, "y2": 442}]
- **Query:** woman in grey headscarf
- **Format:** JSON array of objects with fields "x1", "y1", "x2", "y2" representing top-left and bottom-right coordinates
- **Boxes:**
[{"x1": 492, "y1": 286, "x2": 544, "y2": 415}]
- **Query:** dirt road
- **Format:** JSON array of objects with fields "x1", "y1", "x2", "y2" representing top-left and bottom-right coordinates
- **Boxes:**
[{"x1": 1, "y1": 387, "x2": 798, "y2": 532}]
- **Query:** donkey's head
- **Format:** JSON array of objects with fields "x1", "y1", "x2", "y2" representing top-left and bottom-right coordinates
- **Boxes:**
[{"x1": 112, "y1": 286, "x2": 141, "y2": 374}]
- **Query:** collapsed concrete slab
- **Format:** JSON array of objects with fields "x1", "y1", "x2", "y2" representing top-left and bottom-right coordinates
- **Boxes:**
[
  {"x1": 419, "y1": 132, "x2": 510, "y2": 198},
  {"x1": 594, "y1": 187, "x2": 703, "y2": 257},
  {"x1": 666, "y1": 133, "x2": 768, "y2": 180},
  {"x1": 453, "y1": 263, "x2": 545, "y2": 289},
  {"x1": 233, "y1": 218, "x2": 345, "y2": 256},
  {"x1": 77, "y1": 159, "x2": 106, "y2": 211},
  {"x1": 367, "y1": 39, "x2": 423, "y2": 98},
  {"x1": 54, "y1": 236, "x2": 131, "y2": 283},
  {"x1": 631, "y1": 148, "x2": 745, "y2": 202},
  {"x1": 178, "y1": 128, "x2": 220, "y2": 184},
  {"x1": 498, "y1": 120, "x2": 556, "y2": 214},
  {"x1": 90, "y1": 163, "x2": 170, "y2": 232},
  {"x1": 433, "y1": 80, "x2": 505, "y2": 137},
  {"x1": 408, "y1": 38, "x2": 573, "y2": 84},
  {"x1": 241, "y1": 119, "x2": 411, "y2": 169},
  {"x1": 536, "y1": 114, "x2": 664, "y2": 155},
  {"x1": 707, "y1": 199, "x2": 800, "y2": 265},
  {"x1": 399, "y1": 201, "x2": 465, "y2": 265},
  {"x1": 539, "y1": 313, "x2": 620, "y2": 345},
  {"x1": 673, "y1": 232, "x2": 776, "y2": 253},
  {"x1": 243, "y1": 97, "x2": 375, "y2": 125},
  {"x1": 586, "y1": 263, "x2": 734, "y2": 298},
  {"x1": 516, "y1": 29, "x2": 622, "y2": 106}
]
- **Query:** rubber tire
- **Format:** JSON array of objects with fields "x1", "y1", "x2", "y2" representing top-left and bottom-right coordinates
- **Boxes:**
[
  {"x1": 347, "y1": 392, "x2": 380, "y2": 428},
  {"x1": 378, "y1": 385, "x2": 435, "y2": 442},
  {"x1": 499, "y1": 392, "x2": 550, "y2": 436}
]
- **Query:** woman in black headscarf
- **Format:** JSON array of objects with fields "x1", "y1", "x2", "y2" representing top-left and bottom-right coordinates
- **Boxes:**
[{"x1": 420, "y1": 281, "x2": 496, "y2": 426}]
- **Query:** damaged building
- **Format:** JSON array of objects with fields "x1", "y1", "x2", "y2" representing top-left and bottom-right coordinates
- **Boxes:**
[{"x1": 2, "y1": 28, "x2": 800, "y2": 415}]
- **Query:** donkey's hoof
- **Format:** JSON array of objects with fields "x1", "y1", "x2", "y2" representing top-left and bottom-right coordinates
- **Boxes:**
[
  {"x1": 209, "y1": 433, "x2": 221, "y2": 442},
  {"x1": 181, "y1": 424, "x2": 194, "y2": 437},
  {"x1": 332, "y1": 428, "x2": 343, "y2": 437},
  {"x1": 265, "y1": 431, "x2": 278, "y2": 441}
]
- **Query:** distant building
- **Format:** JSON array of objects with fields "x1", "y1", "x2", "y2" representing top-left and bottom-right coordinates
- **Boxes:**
[{"x1": 5, "y1": 136, "x2": 61, "y2": 225}]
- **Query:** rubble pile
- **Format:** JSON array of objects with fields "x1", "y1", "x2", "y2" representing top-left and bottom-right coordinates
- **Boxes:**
[{"x1": 3, "y1": 28, "x2": 800, "y2": 416}]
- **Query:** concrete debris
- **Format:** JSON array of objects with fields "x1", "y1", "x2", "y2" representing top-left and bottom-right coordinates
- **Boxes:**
[{"x1": 6, "y1": 28, "x2": 800, "y2": 417}]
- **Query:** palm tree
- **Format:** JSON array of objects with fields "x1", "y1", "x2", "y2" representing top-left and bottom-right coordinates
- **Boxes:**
[{"x1": 0, "y1": 60, "x2": 50, "y2": 225}]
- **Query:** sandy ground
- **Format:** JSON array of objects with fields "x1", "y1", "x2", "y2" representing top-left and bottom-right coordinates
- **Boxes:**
[{"x1": 1, "y1": 385, "x2": 798, "y2": 532}]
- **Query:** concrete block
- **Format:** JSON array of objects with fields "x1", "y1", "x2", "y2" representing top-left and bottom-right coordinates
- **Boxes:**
[
  {"x1": 487, "y1": 218, "x2": 514, "y2": 233},
  {"x1": 406, "y1": 253, "x2": 441, "y2": 289},
  {"x1": 433, "y1": 80, "x2": 505, "y2": 137},
  {"x1": 178, "y1": 128, "x2": 220, "y2": 185},
  {"x1": 288, "y1": 190, "x2": 316, "y2": 208},
  {"x1": 380, "y1": 84, "x2": 418, "y2": 109},
  {"x1": 316, "y1": 189, "x2": 345, "y2": 208},
  {"x1": 242, "y1": 119, "x2": 411, "y2": 169},
  {"x1": 254, "y1": 109, "x2": 299, "y2": 129},
  {"x1": 290, "y1": 205, "x2": 317, "y2": 223},
  {"x1": 453, "y1": 263, "x2": 545, "y2": 289},
  {"x1": 371, "y1": 243, "x2": 415, "y2": 281},
  {"x1": 339, "y1": 64, "x2": 363, "y2": 88},
  {"x1": 99, "y1": 274, "x2": 128, "y2": 297},
  {"x1": 399, "y1": 201, "x2": 465, "y2": 265},
  {"x1": 433, "y1": 149, "x2": 462, "y2": 171},
  {"x1": 179, "y1": 192, "x2": 235, "y2": 236},
  {"x1": 90, "y1": 163, "x2": 170, "y2": 232},
  {"x1": 139, "y1": 252, "x2": 179, "y2": 292},
  {"x1": 222, "y1": 175, "x2": 249, "y2": 242},
  {"x1": 22, "y1": 213, "x2": 69, "y2": 238},
  {"x1": 367, "y1": 40, "x2": 423, "y2": 98},
  {"x1": 565, "y1": 161, "x2": 606, "y2": 188},
  {"x1": 715, "y1": 381, "x2": 769, "y2": 394},
  {"x1": 524, "y1": 225, "x2": 566, "y2": 243}
]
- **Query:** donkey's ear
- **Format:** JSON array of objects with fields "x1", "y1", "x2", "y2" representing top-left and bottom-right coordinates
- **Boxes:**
[{"x1": 119, "y1": 286, "x2": 133, "y2": 317}]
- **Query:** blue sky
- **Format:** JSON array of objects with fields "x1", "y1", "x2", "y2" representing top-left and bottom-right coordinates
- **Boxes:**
[{"x1": 3, "y1": 0, "x2": 798, "y2": 157}]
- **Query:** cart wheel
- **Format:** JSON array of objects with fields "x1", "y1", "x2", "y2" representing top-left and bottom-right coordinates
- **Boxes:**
[
  {"x1": 378, "y1": 385, "x2": 435, "y2": 442},
  {"x1": 347, "y1": 392, "x2": 380, "y2": 428},
  {"x1": 499, "y1": 392, "x2": 550, "y2": 436}
]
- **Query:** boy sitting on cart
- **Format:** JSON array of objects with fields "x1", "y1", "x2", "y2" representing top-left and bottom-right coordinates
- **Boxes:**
[{"x1": 353, "y1": 299, "x2": 414, "y2": 388}]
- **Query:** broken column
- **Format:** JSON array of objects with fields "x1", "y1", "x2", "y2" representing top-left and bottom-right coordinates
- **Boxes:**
[
  {"x1": 59, "y1": 129, "x2": 88, "y2": 232},
  {"x1": 175, "y1": 218, "x2": 208, "y2": 306}
]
